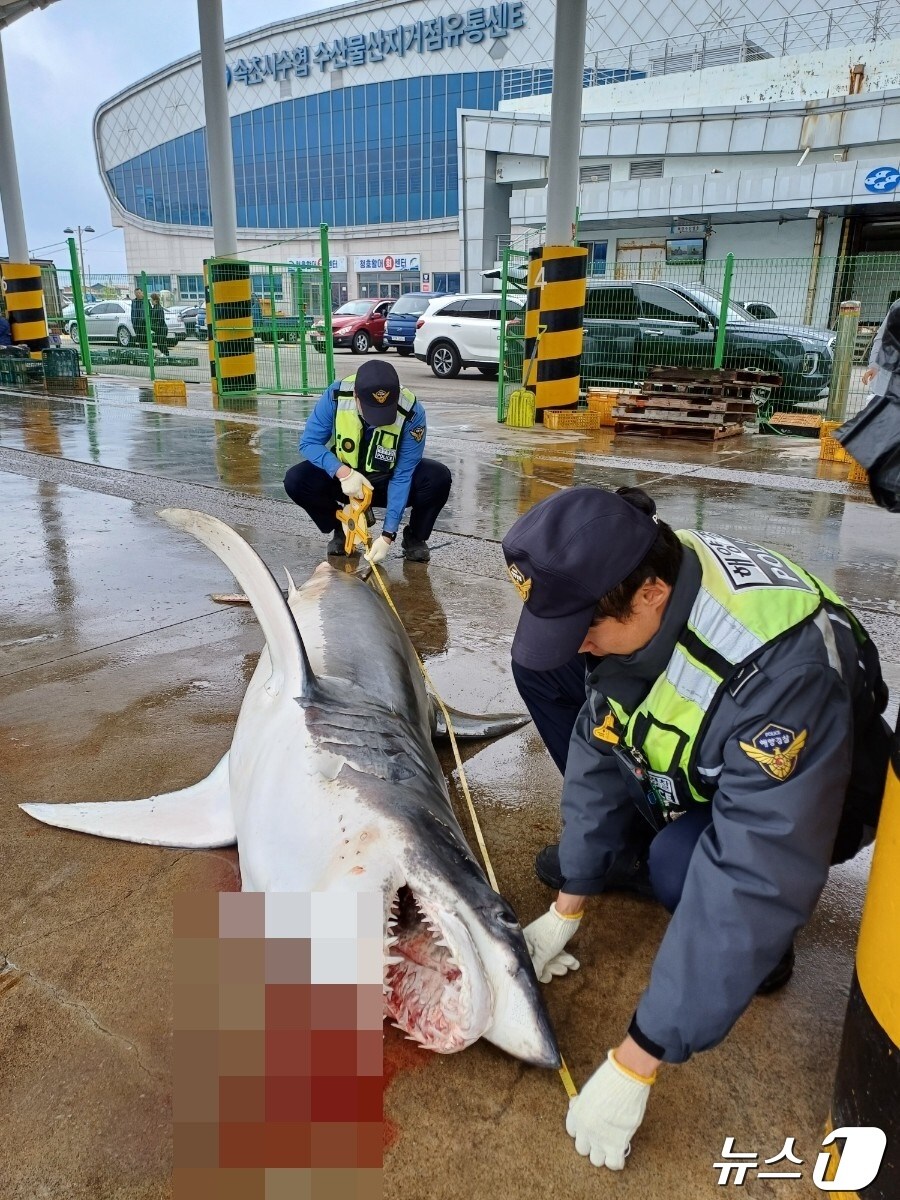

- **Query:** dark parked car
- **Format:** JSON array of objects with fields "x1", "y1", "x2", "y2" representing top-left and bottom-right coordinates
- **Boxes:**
[
  {"x1": 384, "y1": 291, "x2": 454, "y2": 355},
  {"x1": 581, "y1": 281, "x2": 834, "y2": 407},
  {"x1": 310, "y1": 298, "x2": 393, "y2": 354},
  {"x1": 167, "y1": 304, "x2": 204, "y2": 337}
]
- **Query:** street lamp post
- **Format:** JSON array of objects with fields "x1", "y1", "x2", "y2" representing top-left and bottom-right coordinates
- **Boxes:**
[{"x1": 63, "y1": 225, "x2": 94, "y2": 285}]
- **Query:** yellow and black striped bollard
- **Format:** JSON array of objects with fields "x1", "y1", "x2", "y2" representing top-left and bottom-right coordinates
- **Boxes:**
[
  {"x1": 533, "y1": 245, "x2": 587, "y2": 419},
  {"x1": 1, "y1": 261, "x2": 50, "y2": 357},
  {"x1": 826, "y1": 719, "x2": 899, "y2": 1196},
  {"x1": 207, "y1": 260, "x2": 256, "y2": 395}
]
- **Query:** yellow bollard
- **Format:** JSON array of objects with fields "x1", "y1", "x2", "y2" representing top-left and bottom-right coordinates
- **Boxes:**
[
  {"x1": 207, "y1": 259, "x2": 256, "y2": 395},
  {"x1": 533, "y1": 245, "x2": 587, "y2": 418},
  {"x1": 827, "y1": 723, "x2": 899, "y2": 1196},
  {"x1": 1, "y1": 261, "x2": 50, "y2": 358}
]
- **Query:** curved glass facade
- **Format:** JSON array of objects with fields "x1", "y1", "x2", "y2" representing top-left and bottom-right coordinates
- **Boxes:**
[{"x1": 106, "y1": 70, "x2": 501, "y2": 229}]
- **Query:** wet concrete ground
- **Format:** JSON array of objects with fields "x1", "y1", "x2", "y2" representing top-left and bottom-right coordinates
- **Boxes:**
[{"x1": 1, "y1": 377, "x2": 897, "y2": 1199}]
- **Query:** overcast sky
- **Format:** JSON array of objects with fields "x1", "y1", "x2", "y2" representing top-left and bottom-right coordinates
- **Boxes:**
[{"x1": 1, "y1": 0, "x2": 338, "y2": 274}]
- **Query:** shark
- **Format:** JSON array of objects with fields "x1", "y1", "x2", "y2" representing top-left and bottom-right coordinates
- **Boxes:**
[{"x1": 21, "y1": 509, "x2": 560, "y2": 1070}]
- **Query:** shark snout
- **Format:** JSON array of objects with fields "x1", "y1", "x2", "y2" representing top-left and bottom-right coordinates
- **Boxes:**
[{"x1": 483, "y1": 964, "x2": 562, "y2": 1069}]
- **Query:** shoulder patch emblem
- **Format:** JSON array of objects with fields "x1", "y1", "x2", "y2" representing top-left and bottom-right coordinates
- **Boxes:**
[
  {"x1": 410, "y1": 426, "x2": 425, "y2": 442},
  {"x1": 507, "y1": 562, "x2": 532, "y2": 603},
  {"x1": 739, "y1": 723, "x2": 807, "y2": 781}
]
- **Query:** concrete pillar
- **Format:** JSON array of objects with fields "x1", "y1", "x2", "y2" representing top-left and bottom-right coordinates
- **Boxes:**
[
  {"x1": 197, "y1": 0, "x2": 238, "y2": 258},
  {"x1": 197, "y1": 1, "x2": 255, "y2": 393},
  {"x1": 0, "y1": 30, "x2": 28, "y2": 263},
  {"x1": 0, "y1": 28, "x2": 49, "y2": 357},
  {"x1": 529, "y1": 0, "x2": 589, "y2": 417},
  {"x1": 544, "y1": 0, "x2": 587, "y2": 245}
]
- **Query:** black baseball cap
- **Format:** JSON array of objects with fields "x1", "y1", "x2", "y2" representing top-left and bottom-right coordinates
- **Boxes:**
[
  {"x1": 502, "y1": 486, "x2": 660, "y2": 670},
  {"x1": 354, "y1": 360, "x2": 401, "y2": 426}
]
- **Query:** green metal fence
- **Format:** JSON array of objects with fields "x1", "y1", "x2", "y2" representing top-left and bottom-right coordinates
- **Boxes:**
[
  {"x1": 52, "y1": 231, "x2": 336, "y2": 396},
  {"x1": 497, "y1": 246, "x2": 529, "y2": 423},
  {"x1": 498, "y1": 249, "x2": 900, "y2": 422},
  {"x1": 206, "y1": 255, "x2": 334, "y2": 398},
  {"x1": 54, "y1": 265, "x2": 211, "y2": 385}
]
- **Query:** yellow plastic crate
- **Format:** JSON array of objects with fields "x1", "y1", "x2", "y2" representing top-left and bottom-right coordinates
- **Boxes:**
[
  {"x1": 543, "y1": 408, "x2": 604, "y2": 430},
  {"x1": 587, "y1": 387, "x2": 638, "y2": 427},
  {"x1": 153, "y1": 378, "x2": 188, "y2": 401},
  {"x1": 847, "y1": 460, "x2": 869, "y2": 484},
  {"x1": 819, "y1": 419, "x2": 851, "y2": 463}
]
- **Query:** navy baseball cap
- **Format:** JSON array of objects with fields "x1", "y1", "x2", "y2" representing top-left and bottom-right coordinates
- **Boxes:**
[
  {"x1": 502, "y1": 486, "x2": 660, "y2": 670},
  {"x1": 355, "y1": 359, "x2": 401, "y2": 426}
]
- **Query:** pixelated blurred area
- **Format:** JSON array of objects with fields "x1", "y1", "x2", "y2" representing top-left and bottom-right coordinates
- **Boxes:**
[{"x1": 172, "y1": 893, "x2": 383, "y2": 1197}]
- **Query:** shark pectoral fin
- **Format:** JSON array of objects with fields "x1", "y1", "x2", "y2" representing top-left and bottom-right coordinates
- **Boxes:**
[
  {"x1": 19, "y1": 753, "x2": 236, "y2": 848},
  {"x1": 429, "y1": 696, "x2": 532, "y2": 742},
  {"x1": 157, "y1": 508, "x2": 316, "y2": 703}
]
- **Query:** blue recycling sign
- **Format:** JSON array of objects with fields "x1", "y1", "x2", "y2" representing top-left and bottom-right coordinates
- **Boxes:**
[{"x1": 863, "y1": 166, "x2": 900, "y2": 194}]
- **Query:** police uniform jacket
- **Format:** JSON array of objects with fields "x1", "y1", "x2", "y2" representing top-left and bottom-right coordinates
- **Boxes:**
[
  {"x1": 300, "y1": 379, "x2": 427, "y2": 536},
  {"x1": 558, "y1": 543, "x2": 889, "y2": 1064}
]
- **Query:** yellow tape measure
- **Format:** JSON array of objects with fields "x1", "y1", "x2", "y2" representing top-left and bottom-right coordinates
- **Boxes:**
[{"x1": 366, "y1": 561, "x2": 577, "y2": 1099}]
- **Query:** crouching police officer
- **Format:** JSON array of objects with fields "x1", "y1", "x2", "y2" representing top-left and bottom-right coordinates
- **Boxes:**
[
  {"x1": 502, "y1": 485, "x2": 890, "y2": 1172},
  {"x1": 284, "y1": 360, "x2": 451, "y2": 564}
]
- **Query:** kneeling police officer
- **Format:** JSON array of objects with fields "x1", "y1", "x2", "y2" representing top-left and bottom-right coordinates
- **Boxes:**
[
  {"x1": 284, "y1": 360, "x2": 451, "y2": 565},
  {"x1": 502, "y1": 485, "x2": 890, "y2": 1173}
]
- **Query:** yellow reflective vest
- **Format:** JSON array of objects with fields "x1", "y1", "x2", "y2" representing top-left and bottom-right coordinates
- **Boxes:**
[
  {"x1": 328, "y1": 373, "x2": 417, "y2": 476},
  {"x1": 603, "y1": 530, "x2": 851, "y2": 816}
]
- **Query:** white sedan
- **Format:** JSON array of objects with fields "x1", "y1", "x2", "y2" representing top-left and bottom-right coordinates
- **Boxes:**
[{"x1": 66, "y1": 300, "x2": 185, "y2": 347}]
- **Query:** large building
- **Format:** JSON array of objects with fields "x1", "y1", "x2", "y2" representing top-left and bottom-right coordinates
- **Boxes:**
[{"x1": 95, "y1": 0, "x2": 900, "y2": 309}]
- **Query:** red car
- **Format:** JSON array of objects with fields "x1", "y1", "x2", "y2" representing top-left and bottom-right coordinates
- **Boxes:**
[{"x1": 311, "y1": 298, "x2": 393, "y2": 355}]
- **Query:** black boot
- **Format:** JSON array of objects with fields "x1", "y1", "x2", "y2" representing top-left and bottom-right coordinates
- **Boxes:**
[
  {"x1": 326, "y1": 530, "x2": 347, "y2": 557},
  {"x1": 402, "y1": 527, "x2": 430, "y2": 563},
  {"x1": 535, "y1": 844, "x2": 654, "y2": 899},
  {"x1": 535, "y1": 845, "x2": 565, "y2": 889},
  {"x1": 756, "y1": 943, "x2": 795, "y2": 995}
]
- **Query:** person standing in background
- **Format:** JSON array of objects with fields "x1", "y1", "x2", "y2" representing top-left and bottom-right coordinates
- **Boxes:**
[
  {"x1": 837, "y1": 298, "x2": 900, "y2": 511},
  {"x1": 130, "y1": 289, "x2": 146, "y2": 346},
  {"x1": 149, "y1": 293, "x2": 169, "y2": 359}
]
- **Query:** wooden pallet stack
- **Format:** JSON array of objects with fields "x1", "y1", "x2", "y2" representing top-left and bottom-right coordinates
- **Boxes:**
[{"x1": 613, "y1": 367, "x2": 782, "y2": 441}]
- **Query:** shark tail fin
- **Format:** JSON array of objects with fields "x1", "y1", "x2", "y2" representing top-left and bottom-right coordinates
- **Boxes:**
[
  {"x1": 158, "y1": 509, "x2": 316, "y2": 702},
  {"x1": 19, "y1": 753, "x2": 235, "y2": 847}
]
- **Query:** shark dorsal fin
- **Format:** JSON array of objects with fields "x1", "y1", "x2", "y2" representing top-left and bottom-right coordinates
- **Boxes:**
[{"x1": 158, "y1": 509, "x2": 316, "y2": 701}]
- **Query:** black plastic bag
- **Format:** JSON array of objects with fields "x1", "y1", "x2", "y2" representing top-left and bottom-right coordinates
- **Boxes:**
[{"x1": 836, "y1": 395, "x2": 900, "y2": 512}]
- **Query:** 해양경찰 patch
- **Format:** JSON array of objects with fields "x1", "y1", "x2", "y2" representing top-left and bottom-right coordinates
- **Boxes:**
[{"x1": 739, "y1": 723, "x2": 807, "y2": 781}]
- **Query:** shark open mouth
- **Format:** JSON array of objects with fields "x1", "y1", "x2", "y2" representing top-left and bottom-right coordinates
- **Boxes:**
[{"x1": 383, "y1": 885, "x2": 478, "y2": 1053}]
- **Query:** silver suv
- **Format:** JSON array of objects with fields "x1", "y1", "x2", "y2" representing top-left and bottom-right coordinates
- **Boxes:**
[{"x1": 413, "y1": 292, "x2": 524, "y2": 379}]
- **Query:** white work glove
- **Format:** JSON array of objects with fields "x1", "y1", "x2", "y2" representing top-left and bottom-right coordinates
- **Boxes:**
[
  {"x1": 365, "y1": 535, "x2": 393, "y2": 567},
  {"x1": 339, "y1": 468, "x2": 370, "y2": 499},
  {"x1": 566, "y1": 1050, "x2": 654, "y2": 1170},
  {"x1": 522, "y1": 904, "x2": 582, "y2": 983}
]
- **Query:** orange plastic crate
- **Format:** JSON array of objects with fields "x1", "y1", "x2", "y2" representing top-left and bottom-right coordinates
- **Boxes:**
[
  {"x1": 819, "y1": 419, "x2": 851, "y2": 463},
  {"x1": 153, "y1": 378, "x2": 188, "y2": 401},
  {"x1": 543, "y1": 408, "x2": 604, "y2": 430}
]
